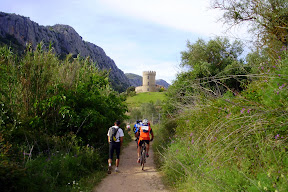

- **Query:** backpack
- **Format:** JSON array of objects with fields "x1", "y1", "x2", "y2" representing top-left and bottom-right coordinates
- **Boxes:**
[{"x1": 109, "y1": 127, "x2": 119, "y2": 143}]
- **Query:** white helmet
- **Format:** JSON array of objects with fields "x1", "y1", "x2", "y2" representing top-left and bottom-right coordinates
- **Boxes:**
[{"x1": 142, "y1": 119, "x2": 148, "y2": 125}]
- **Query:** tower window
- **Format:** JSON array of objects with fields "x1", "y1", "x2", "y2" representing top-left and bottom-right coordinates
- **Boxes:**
[
  {"x1": 148, "y1": 82, "x2": 149, "y2": 85},
  {"x1": 147, "y1": 76, "x2": 149, "y2": 79}
]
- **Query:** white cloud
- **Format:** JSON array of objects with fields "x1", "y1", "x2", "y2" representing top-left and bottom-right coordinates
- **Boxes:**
[
  {"x1": 99, "y1": 0, "x2": 224, "y2": 36},
  {"x1": 2, "y1": 0, "x2": 251, "y2": 85},
  {"x1": 99, "y1": 37, "x2": 182, "y2": 85}
]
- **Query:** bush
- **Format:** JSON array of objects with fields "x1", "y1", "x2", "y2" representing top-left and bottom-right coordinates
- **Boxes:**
[
  {"x1": 0, "y1": 44, "x2": 128, "y2": 191},
  {"x1": 155, "y1": 50, "x2": 288, "y2": 191}
]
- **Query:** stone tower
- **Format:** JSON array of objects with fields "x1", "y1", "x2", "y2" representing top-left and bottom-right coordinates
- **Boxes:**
[{"x1": 142, "y1": 71, "x2": 156, "y2": 92}]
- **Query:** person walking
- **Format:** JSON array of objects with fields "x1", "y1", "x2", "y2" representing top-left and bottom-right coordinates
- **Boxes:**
[
  {"x1": 126, "y1": 123, "x2": 131, "y2": 132},
  {"x1": 107, "y1": 120, "x2": 124, "y2": 174}
]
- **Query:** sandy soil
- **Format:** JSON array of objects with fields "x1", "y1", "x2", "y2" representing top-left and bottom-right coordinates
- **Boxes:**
[{"x1": 93, "y1": 139, "x2": 168, "y2": 192}]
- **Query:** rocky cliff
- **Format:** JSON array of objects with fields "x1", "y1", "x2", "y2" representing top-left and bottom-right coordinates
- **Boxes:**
[{"x1": 0, "y1": 12, "x2": 130, "y2": 92}]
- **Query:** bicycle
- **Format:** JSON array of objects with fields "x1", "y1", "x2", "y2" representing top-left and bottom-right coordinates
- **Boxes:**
[{"x1": 140, "y1": 141, "x2": 147, "y2": 170}]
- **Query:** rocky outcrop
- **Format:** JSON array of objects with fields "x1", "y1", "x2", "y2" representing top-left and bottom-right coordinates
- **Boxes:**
[{"x1": 0, "y1": 12, "x2": 130, "y2": 92}]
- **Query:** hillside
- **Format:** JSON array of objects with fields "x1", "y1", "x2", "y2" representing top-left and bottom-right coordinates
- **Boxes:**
[
  {"x1": 156, "y1": 79, "x2": 170, "y2": 89},
  {"x1": 0, "y1": 11, "x2": 130, "y2": 92},
  {"x1": 125, "y1": 92, "x2": 166, "y2": 108},
  {"x1": 125, "y1": 73, "x2": 142, "y2": 87},
  {"x1": 125, "y1": 73, "x2": 170, "y2": 88}
]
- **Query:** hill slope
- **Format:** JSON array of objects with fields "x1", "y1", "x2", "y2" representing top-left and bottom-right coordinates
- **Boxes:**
[
  {"x1": 125, "y1": 73, "x2": 142, "y2": 87},
  {"x1": 0, "y1": 11, "x2": 130, "y2": 92},
  {"x1": 125, "y1": 92, "x2": 166, "y2": 108},
  {"x1": 156, "y1": 79, "x2": 170, "y2": 89}
]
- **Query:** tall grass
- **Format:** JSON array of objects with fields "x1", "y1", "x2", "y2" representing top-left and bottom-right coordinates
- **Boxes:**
[
  {"x1": 0, "y1": 44, "x2": 128, "y2": 192},
  {"x1": 154, "y1": 52, "x2": 288, "y2": 191}
]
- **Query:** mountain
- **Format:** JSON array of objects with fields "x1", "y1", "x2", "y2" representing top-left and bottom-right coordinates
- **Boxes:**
[
  {"x1": 156, "y1": 79, "x2": 170, "y2": 89},
  {"x1": 0, "y1": 12, "x2": 130, "y2": 92},
  {"x1": 125, "y1": 73, "x2": 142, "y2": 87},
  {"x1": 125, "y1": 73, "x2": 170, "y2": 89}
]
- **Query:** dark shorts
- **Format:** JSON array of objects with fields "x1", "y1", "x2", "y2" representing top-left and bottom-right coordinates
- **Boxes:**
[
  {"x1": 138, "y1": 140, "x2": 150, "y2": 146},
  {"x1": 109, "y1": 142, "x2": 121, "y2": 159}
]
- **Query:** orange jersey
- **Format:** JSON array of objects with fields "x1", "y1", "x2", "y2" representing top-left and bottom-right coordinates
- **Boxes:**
[{"x1": 139, "y1": 125, "x2": 151, "y2": 140}]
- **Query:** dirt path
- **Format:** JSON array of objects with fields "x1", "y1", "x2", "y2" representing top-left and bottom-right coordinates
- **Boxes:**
[{"x1": 93, "y1": 140, "x2": 168, "y2": 192}]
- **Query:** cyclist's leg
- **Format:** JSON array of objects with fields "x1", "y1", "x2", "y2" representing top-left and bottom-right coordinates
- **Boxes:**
[
  {"x1": 135, "y1": 136, "x2": 139, "y2": 148},
  {"x1": 145, "y1": 140, "x2": 150, "y2": 157}
]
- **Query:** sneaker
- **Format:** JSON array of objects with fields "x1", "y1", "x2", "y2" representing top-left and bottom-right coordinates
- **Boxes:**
[
  {"x1": 115, "y1": 168, "x2": 120, "y2": 173},
  {"x1": 137, "y1": 158, "x2": 140, "y2": 163},
  {"x1": 146, "y1": 153, "x2": 149, "y2": 157},
  {"x1": 107, "y1": 166, "x2": 112, "y2": 174}
]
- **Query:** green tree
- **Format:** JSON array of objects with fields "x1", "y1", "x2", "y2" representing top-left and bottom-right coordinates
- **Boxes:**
[
  {"x1": 181, "y1": 37, "x2": 250, "y2": 95},
  {"x1": 1, "y1": 44, "x2": 129, "y2": 191},
  {"x1": 126, "y1": 86, "x2": 136, "y2": 97},
  {"x1": 163, "y1": 37, "x2": 251, "y2": 116},
  {"x1": 213, "y1": 0, "x2": 288, "y2": 49}
]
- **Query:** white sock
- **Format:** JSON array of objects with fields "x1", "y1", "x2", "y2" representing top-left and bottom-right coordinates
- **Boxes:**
[
  {"x1": 115, "y1": 167, "x2": 118, "y2": 170},
  {"x1": 109, "y1": 163, "x2": 111, "y2": 167}
]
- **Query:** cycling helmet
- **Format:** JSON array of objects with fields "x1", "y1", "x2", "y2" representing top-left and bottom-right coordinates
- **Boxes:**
[{"x1": 142, "y1": 119, "x2": 149, "y2": 125}]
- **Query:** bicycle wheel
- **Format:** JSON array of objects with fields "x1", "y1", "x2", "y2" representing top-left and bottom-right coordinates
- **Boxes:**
[{"x1": 141, "y1": 149, "x2": 145, "y2": 170}]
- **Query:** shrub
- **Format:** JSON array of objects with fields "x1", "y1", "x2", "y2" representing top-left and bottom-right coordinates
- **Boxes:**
[
  {"x1": 0, "y1": 44, "x2": 128, "y2": 191},
  {"x1": 155, "y1": 50, "x2": 288, "y2": 191}
]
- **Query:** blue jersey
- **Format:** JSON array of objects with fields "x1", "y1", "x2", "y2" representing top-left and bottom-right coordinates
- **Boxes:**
[{"x1": 134, "y1": 123, "x2": 141, "y2": 133}]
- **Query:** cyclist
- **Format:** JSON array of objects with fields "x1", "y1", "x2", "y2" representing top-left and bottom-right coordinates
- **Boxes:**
[
  {"x1": 137, "y1": 118, "x2": 154, "y2": 163},
  {"x1": 133, "y1": 120, "x2": 141, "y2": 133},
  {"x1": 133, "y1": 120, "x2": 142, "y2": 146}
]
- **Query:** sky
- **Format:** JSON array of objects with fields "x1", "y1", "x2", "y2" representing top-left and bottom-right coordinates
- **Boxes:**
[{"x1": 1, "y1": 0, "x2": 250, "y2": 84}]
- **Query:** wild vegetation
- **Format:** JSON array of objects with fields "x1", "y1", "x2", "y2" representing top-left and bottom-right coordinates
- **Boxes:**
[
  {"x1": 1, "y1": 1, "x2": 287, "y2": 191},
  {"x1": 126, "y1": 92, "x2": 165, "y2": 125},
  {"x1": 154, "y1": 0, "x2": 288, "y2": 191},
  {"x1": 0, "y1": 43, "x2": 129, "y2": 192}
]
